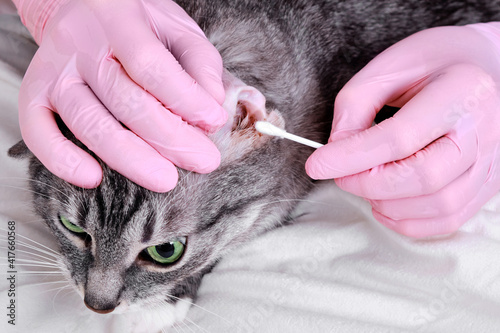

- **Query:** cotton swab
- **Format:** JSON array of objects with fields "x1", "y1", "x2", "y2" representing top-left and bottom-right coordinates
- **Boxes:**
[{"x1": 254, "y1": 121, "x2": 324, "y2": 149}]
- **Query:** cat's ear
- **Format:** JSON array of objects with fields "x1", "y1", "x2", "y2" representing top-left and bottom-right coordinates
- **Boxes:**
[
  {"x1": 224, "y1": 82, "x2": 267, "y2": 132},
  {"x1": 8, "y1": 140, "x2": 32, "y2": 159},
  {"x1": 211, "y1": 71, "x2": 285, "y2": 164}
]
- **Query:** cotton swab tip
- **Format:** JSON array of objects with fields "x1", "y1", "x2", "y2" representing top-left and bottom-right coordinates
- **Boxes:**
[
  {"x1": 255, "y1": 121, "x2": 324, "y2": 149},
  {"x1": 255, "y1": 121, "x2": 287, "y2": 137}
]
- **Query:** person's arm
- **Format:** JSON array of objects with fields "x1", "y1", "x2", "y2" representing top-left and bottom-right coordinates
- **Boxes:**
[
  {"x1": 306, "y1": 23, "x2": 500, "y2": 238},
  {"x1": 11, "y1": 0, "x2": 227, "y2": 192}
]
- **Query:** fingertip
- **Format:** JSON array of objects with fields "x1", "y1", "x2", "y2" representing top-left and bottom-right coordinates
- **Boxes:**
[
  {"x1": 372, "y1": 209, "x2": 461, "y2": 238},
  {"x1": 372, "y1": 209, "x2": 398, "y2": 231},
  {"x1": 125, "y1": 156, "x2": 180, "y2": 193},
  {"x1": 141, "y1": 167, "x2": 179, "y2": 193},
  {"x1": 106, "y1": 141, "x2": 180, "y2": 193},
  {"x1": 72, "y1": 157, "x2": 103, "y2": 189},
  {"x1": 199, "y1": 104, "x2": 229, "y2": 133},
  {"x1": 371, "y1": 209, "x2": 420, "y2": 237},
  {"x1": 158, "y1": 123, "x2": 222, "y2": 174},
  {"x1": 305, "y1": 154, "x2": 322, "y2": 179},
  {"x1": 305, "y1": 145, "x2": 343, "y2": 179},
  {"x1": 305, "y1": 150, "x2": 331, "y2": 179},
  {"x1": 181, "y1": 144, "x2": 221, "y2": 174},
  {"x1": 49, "y1": 147, "x2": 103, "y2": 189},
  {"x1": 194, "y1": 149, "x2": 221, "y2": 174}
]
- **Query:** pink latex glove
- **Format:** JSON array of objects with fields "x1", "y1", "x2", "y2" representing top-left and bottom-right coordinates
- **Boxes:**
[
  {"x1": 13, "y1": 0, "x2": 227, "y2": 192},
  {"x1": 306, "y1": 23, "x2": 500, "y2": 238}
]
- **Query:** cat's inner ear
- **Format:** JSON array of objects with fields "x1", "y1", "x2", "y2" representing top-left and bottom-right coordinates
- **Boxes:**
[
  {"x1": 210, "y1": 71, "x2": 285, "y2": 165},
  {"x1": 219, "y1": 71, "x2": 267, "y2": 133},
  {"x1": 219, "y1": 71, "x2": 284, "y2": 134},
  {"x1": 230, "y1": 86, "x2": 267, "y2": 131}
]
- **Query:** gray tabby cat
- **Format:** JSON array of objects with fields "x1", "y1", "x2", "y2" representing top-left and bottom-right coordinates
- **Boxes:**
[{"x1": 8, "y1": 0, "x2": 500, "y2": 330}]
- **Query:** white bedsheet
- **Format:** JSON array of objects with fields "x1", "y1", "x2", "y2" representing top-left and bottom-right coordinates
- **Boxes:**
[{"x1": 1, "y1": 55, "x2": 500, "y2": 332}]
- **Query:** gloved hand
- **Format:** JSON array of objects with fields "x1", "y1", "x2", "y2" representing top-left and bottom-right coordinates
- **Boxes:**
[
  {"x1": 13, "y1": 0, "x2": 227, "y2": 192},
  {"x1": 306, "y1": 23, "x2": 500, "y2": 238}
]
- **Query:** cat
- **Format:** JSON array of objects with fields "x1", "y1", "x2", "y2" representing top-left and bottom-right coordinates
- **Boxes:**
[{"x1": 7, "y1": 0, "x2": 500, "y2": 331}]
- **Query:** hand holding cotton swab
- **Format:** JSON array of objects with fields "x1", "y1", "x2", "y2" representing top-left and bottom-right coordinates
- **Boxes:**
[{"x1": 255, "y1": 121, "x2": 324, "y2": 149}]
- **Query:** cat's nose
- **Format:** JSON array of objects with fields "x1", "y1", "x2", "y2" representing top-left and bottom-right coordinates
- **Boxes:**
[
  {"x1": 84, "y1": 266, "x2": 123, "y2": 314},
  {"x1": 83, "y1": 297, "x2": 117, "y2": 314}
]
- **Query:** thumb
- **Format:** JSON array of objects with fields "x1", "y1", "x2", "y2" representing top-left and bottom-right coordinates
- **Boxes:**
[{"x1": 306, "y1": 76, "x2": 385, "y2": 179}]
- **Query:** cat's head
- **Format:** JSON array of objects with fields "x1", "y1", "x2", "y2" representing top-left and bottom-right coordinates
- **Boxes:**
[{"x1": 8, "y1": 72, "x2": 314, "y2": 326}]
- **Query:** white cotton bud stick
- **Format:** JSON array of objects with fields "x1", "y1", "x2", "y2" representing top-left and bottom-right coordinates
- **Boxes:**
[{"x1": 255, "y1": 121, "x2": 324, "y2": 149}]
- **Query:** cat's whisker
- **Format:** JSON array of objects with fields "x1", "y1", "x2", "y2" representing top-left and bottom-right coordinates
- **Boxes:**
[
  {"x1": 15, "y1": 240, "x2": 59, "y2": 258},
  {"x1": 12, "y1": 271, "x2": 64, "y2": 275},
  {"x1": 168, "y1": 320, "x2": 183, "y2": 333},
  {"x1": 49, "y1": 284, "x2": 71, "y2": 298},
  {"x1": 14, "y1": 257, "x2": 60, "y2": 265},
  {"x1": 21, "y1": 249, "x2": 59, "y2": 263},
  {"x1": 252, "y1": 198, "x2": 335, "y2": 210},
  {"x1": 0, "y1": 250, "x2": 60, "y2": 269},
  {"x1": 0, "y1": 233, "x2": 57, "y2": 253},
  {"x1": 28, "y1": 277, "x2": 71, "y2": 294},
  {"x1": 147, "y1": 302, "x2": 187, "y2": 333},
  {"x1": 0, "y1": 183, "x2": 65, "y2": 203},
  {"x1": 3, "y1": 217, "x2": 49, "y2": 223},
  {"x1": 42, "y1": 284, "x2": 72, "y2": 295},
  {"x1": 173, "y1": 316, "x2": 196, "y2": 333},
  {"x1": 1, "y1": 176, "x2": 77, "y2": 202},
  {"x1": 0, "y1": 244, "x2": 60, "y2": 262},
  {"x1": 23, "y1": 219, "x2": 63, "y2": 227},
  {"x1": 0, "y1": 262, "x2": 60, "y2": 269},
  {"x1": 0, "y1": 218, "x2": 48, "y2": 225},
  {"x1": 0, "y1": 249, "x2": 60, "y2": 269},
  {"x1": 163, "y1": 296, "x2": 235, "y2": 328},
  {"x1": 0, "y1": 179, "x2": 85, "y2": 219},
  {"x1": 177, "y1": 169, "x2": 196, "y2": 186},
  {"x1": 0, "y1": 200, "x2": 32, "y2": 211},
  {"x1": 0, "y1": 253, "x2": 59, "y2": 265},
  {"x1": 58, "y1": 286, "x2": 76, "y2": 299},
  {"x1": 182, "y1": 316, "x2": 210, "y2": 333},
  {"x1": 23, "y1": 280, "x2": 69, "y2": 289},
  {"x1": 0, "y1": 230, "x2": 61, "y2": 256},
  {"x1": 49, "y1": 284, "x2": 76, "y2": 314}
]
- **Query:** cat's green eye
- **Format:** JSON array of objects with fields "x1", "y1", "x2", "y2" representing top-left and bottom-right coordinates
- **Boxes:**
[
  {"x1": 145, "y1": 238, "x2": 186, "y2": 265},
  {"x1": 59, "y1": 215, "x2": 85, "y2": 234}
]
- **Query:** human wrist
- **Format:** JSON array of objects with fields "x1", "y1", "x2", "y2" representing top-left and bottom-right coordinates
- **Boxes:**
[{"x1": 11, "y1": 0, "x2": 70, "y2": 44}]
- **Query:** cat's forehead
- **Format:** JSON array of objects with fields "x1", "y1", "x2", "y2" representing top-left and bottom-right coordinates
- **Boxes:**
[
  {"x1": 41, "y1": 154, "x2": 268, "y2": 245},
  {"x1": 76, "y1": 169, "x2": 208, "y2": 230}
]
